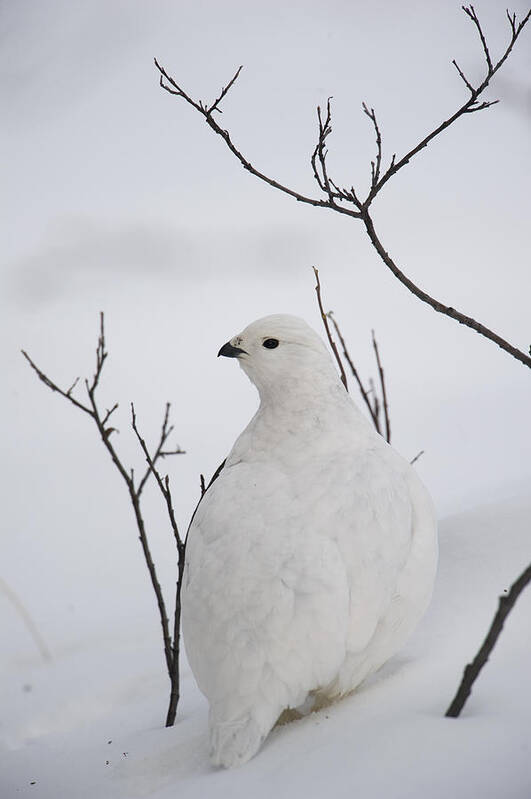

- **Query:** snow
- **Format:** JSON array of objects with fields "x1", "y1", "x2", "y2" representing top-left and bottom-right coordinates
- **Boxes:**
[
  {"x1": 2, "y1": 0, "x2": 530, "y2": 795},
  {"x1": 3, "y1": 496, "x2": 530, "y2": 798}
]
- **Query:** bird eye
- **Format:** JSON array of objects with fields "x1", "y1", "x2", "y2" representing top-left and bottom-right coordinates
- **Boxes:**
[{"x1": 262, "y1": 338, "x2": 279, "y2": 349}]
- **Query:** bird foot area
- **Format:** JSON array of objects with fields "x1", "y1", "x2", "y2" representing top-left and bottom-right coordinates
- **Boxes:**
[{"x1": 209, "y1": 715, "x2": 267, "y2": 769}]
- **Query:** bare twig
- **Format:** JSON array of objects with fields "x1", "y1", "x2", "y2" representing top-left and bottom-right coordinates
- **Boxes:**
[
  {"x1": 136, "y1": 403, "x2": 184, "y2": 496},
  {"x1": 188, "y1": 459, "x2": 227, "y2": 534},
  {"x1": 155, "y1": 7, "x2": 531, "y2": 370},
  {"x1": 205, "y1": 459, "x2": 226, "y2": 492},
  {"x1": 463, "y1": 4, "x2": 493, "y2": 72},
  {"x1": 154, "y1": 58, "x2": 362, "y2": 221},
  {"x1": 311, "y1": 99, "x2": 345, "y2": 206},
  {"x1": 364, "y1": 7, "x2": 531, "y2": 202},
  {"x1": 506, "y1": 8, "x2": 517, "y2": 36},
  {"x1": 361, "y1": 213, "x2": 531, "y2": 368},
  {"x1": 327, "y1": 312, "x2": 380, "y2": 431},
  {"x1": 21, "y1": 350, "x2": 92, "y2": 416},
  {"x1": 371, "y1": 330, "x2": 391, "y2": 443},
  {"x1": 23, "y1": 315, "x2": 186, "y2": 725},
  {"x1": 89, "y1": 312, "x2": 107, "y2": 394},
  {"x1": 313, "y1": 276, "x2": 393, "y2": 443},
  {"x1": 410, "y1": 450, "x2": 425, "y2": 466},
  {"x1": 452, "y1": 59, "x2": 475, "y2": 94},
  {"x1": 102, "y1": 403, "x2": 119, "y2": 427},
  {"x1": 132, "y1": 492, "x2": 174, "y2": 678},
  {"x1": 66, "y1": 376, "x2": 80, "y2": 397},
  {"x1": 131, "y1": 404, "x2": 184, "y2": 552},
  {"x1": 131, "y1": 403, "x2": 186, "y2": 727},
  {"x1": 362, "y1": 103, "x2": 383, "y2": 189},
  {"x1": 313, "y1": 267, "x2": 348, "y2": 390},
  {"x1": 446, "y1": 562, "x2": 531, "y2": 718},
  {"x1": 207, "y1": 65, "x2": 243, "y2": 114}
]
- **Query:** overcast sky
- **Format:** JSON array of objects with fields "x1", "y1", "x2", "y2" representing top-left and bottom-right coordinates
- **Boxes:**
[{"x1": 2, "y1": 1, "x2": 530, "y2": 648}]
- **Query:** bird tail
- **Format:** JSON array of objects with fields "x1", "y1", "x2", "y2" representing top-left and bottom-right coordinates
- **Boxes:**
[{"x1": 209, "y1": 712, "x2": 269, "y2": 768}]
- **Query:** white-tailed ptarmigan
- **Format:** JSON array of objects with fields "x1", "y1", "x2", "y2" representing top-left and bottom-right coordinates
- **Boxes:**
[{"x1": 182, "y1": 314, "x2": 438, "y2": 768}]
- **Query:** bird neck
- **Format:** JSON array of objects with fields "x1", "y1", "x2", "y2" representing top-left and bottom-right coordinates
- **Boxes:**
[
  {"x1": 227, "y1": 377, "x2": 373, "y2": 469},
  {"x1": 253, "y1": 374, "x2": 367, "y2": 439}
]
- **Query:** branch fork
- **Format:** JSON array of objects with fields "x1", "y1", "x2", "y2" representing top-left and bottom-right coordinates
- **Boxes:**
[
  {"x1": 155, "y1": 6, "x2": 531, "y2": 369},
  {"x1": 23, "y1": 314, "x2": 186, "y2": 727}
]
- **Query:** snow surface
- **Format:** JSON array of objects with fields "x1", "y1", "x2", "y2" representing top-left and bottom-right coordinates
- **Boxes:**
[
  {"x1": 3, "y1": 496, "x2": 530, "y2": 798},
  {"x1": 2, "y1": 1, "x2": 530, "y2": 795}
]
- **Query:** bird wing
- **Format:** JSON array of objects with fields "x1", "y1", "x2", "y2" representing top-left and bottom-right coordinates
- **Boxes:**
[
  {"x1": 323, "y1": 444, "x2": 415, "y2": 655},
  {"x1": 182, "y1": 459, "x2": 350, "y2": 722}
]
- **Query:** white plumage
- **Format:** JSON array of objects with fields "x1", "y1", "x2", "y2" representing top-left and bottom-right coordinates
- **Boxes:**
[{"x1": 182, "y1": 314, "x2": 438, "y2": 768}]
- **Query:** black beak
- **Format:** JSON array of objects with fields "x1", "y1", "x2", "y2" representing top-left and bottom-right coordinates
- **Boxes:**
[{"x1": 217, "y1": 341, "x2": 247, "y2": 358}]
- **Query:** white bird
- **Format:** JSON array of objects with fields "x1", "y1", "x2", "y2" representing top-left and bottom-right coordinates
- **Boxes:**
[{"x1": 182, "y1": 314, "x2": 437, "y2": 768}]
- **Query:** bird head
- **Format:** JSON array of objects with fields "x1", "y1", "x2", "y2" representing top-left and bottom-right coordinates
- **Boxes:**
[{"x1": 217, "y1": 314, "x2": 343, "y2": 400}]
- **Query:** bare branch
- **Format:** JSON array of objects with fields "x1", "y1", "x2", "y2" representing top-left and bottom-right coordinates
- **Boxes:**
[
  {"x1": 311, "y1": 100, "x2": 364, "y2": 208},
  {"x1": 131, "y1": 403, "x2": 184, "y2": 553},
  {"x1": 200, "y1": 474, "x2": 206, "y2": 498},
  {"x1": 207, "y1": 65, "x2": 243, "y2": 114},
  {"x1": 322, "y1": 304, "x2": 392, "y2": 443},
  {"x1": 167, "y1": 545, "x2": 185, "y2": 727},
  {"x1": 205, "y1": 459, "x2": 226, "y2": 493},
  {"x1": 463, "y1": 98, "x2": 499, "y2": 113},
  {"x1": 362, "y1": 211, "x2": 531, "y2": 369},
  {"x1": 327, "y1": 312, "x2": 380, "y2": 432},
  {"x1": 155, "y1": 8, "x2": 531, "y2": 370},
  {"x1": 84, "y1": 376, "x2": 132, "y2": 488},
  {"x1": 311, "y1": 99, "x2": 343, "y2": 205},
  {"x1": 463, "y1": 4, "x2": 493, "y2": 72},
  {"x1": 313, "y1": 267, "x2": 348, "y2": 390},
  {"x1": 155, "y1": 58, "x2": 202, "y2": 107},
  {"x1": 371, "y1": 330, "x2": 391, "y2": 443},
  {"x1": 128, "y1": 489, "x2": 174, "y2": 679},
  {"x1": 154, "y1": 59, "x2": 362, "y2": 220},
  {"x1": 187, "y1": 459, "x2": 227, "y2": 545},
  {"x1": 89, "y1": 312, "x2": 107, "y2": 394},
  {"x1": 370, "y1": 7, "x2": 531, "y2": 201},
  {"x1": 136, "y1": 403, "x2": 171, "y2": 496},
  {"x1": 66, "y1": 376, "x2": 80, "y2": 397},
  {"x1": 347, "y1": 184, "x2": 363, "y2": 207},
  {"x1": 130, "y1": 402, "x2": 187, "y2": 728},
  {"x1": 21, "y1": 350, "x2": 93, "y2": 417},
  {"x1": 24, "y1": 316, "x2": 177, "y2": 692},
  {"x1": 362, "y1": 103, "x2": 383, "y2": 188},
  {"x1": 102, "y1": 403, "x2": 119, "y2": 426},
  {"x1": 312, "y1": 271, "x2": 392, "y2": 444},
  {"x1": 446, "y1": 562, "x2": 531, "y2": 718},
  {"x1": 506, "y1": 9, "x2": 517, "y2": 36},
  {"x1": 452, "y1": 59, "x2": 475, "y2": 94},
  {"x1": 410, "y1": 450, "x2": 425, "y2": 466}
]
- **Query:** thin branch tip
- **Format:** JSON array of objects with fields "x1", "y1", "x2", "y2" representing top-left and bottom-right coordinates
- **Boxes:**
[
  {"x1": 208, "y1": 65, "x2": 244, "y2": 113},
  {"x1": 410, "y1": 450, "x2": 425, "y2": 466},
  {"x1": 313, "y1": 268, "x2": 348, "y2": 391}
]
